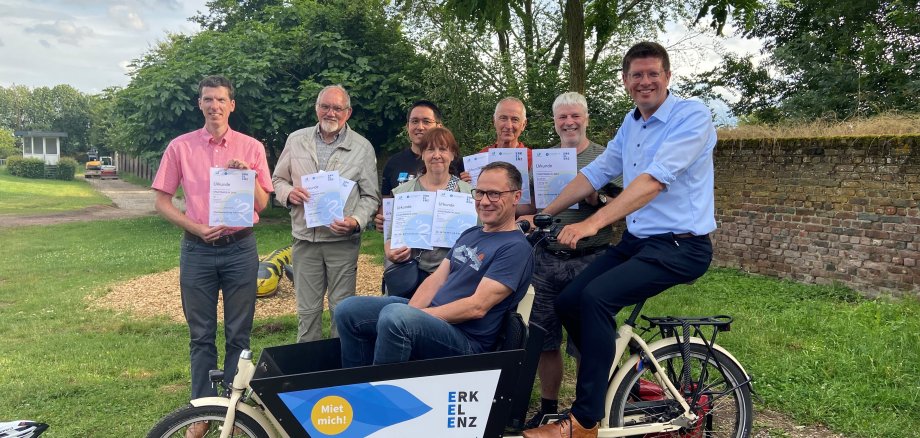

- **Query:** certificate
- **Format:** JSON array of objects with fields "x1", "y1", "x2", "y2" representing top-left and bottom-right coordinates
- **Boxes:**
[
  {"x1": 382, "y1": 198, "x2": 394, "y2": 241},
  {"x1": 208, "y1": 167, "x2": 255, "y2": 227},
  {"x1": 462, "y1": 152, "x2": 489, "y2": 188},
  {"x1": 301, "y1": 171, "x2": 344, "y2": 227},
  {"x1": 431, "y1": 190, "x2": 477, "y2": 248},
  {"x1": 533, "y1": 148, "x2": 578, "y2": 209},
  {"x1": 390, "y1": 191, "x2": 436, "y2": 250},
  {"x1": 337, "y1": 176, "x2": 356, "y2": 204},
  {"x1": 488, "y1": 148, "x2": 531, "y2": 205}
]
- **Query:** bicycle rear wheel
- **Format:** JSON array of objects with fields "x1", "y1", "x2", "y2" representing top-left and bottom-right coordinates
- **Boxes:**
[
  {"x1": 146, "y1": 405, "x2": 270, "y2": 438},
  {"x1": 609, "y1": 343, "x2": 752, "y2": 438}
]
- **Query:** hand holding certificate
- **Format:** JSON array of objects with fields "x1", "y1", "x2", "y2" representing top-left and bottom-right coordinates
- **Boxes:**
[
  {"x1": 488, "y1": 148, "x2": 531, "y2": 205},
  {"x1": 382, "y1": 198, "x2": 394, "y2": 241},
  {"x1": 390, "y1": 190, "x2": 477, "y2": 250},
  {"x1": 390, "y1": 191, "x2": 436, "y2": 250},
  {"x1": 462, "y1": 152, "x2": 489, "y2": 188},
  {"x1": 430, "y1": 190, "x2": 477, "y2": 248},
  {"x1": 533, "y1": 148, "x2": 578, "y2": 209},
  {"x1": 209, "y1": 167, "x2": 256, "y2": 227},
  {"x1": 301, "y1": 171, "x2": 357, "y2": 228}
]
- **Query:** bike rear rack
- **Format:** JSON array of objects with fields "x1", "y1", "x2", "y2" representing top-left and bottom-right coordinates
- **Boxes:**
[{"x1": 638, "y1": 313, "x2": 754, "y2": 409}]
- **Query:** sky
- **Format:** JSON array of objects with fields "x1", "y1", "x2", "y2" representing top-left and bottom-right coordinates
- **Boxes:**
[
  {"x1": 0, "y1": 0, "x2": 763, "y2": 108},
  {"x1": 0, "y1": 0, "x2": 207, "y2": 93}
]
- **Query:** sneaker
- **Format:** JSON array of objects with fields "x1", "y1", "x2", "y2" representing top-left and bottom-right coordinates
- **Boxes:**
[{"x1": 522, "y1": 412, "x2": 598, "y2": 438}]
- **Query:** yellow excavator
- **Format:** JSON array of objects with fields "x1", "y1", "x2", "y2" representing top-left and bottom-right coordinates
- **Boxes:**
[{"x1": 84, "y1": 151, "x2": 117, "y2": 179}]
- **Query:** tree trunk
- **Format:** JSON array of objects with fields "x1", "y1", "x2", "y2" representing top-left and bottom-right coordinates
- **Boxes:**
[{"x1": 566, "y1": 0, "x2": 586, "y2": 93}]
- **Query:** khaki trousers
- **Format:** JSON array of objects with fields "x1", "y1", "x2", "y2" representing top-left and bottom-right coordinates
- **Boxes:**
[{"x1": 292, "y1": 237, "x2": 361, "y2": 342}]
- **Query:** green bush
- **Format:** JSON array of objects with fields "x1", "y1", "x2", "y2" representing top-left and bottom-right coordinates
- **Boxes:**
[
  {"x1": 6, "y1": 156, "x2": 45, "y2": 179},
  {"x1": 56, "y1": 157, "x2": 78, "y2": 180},
  {"x1": 0, "y1": 144, "x2": 17, "y2": 160}
]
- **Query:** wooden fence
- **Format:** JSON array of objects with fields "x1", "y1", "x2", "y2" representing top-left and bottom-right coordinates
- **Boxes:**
[{"x1": 115, "y1": 153, "x2": 157, "y2": 181}]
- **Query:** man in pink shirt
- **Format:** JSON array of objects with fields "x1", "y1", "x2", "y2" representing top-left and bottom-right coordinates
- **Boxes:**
[{"x1": 152, "y1": 76, "x2": 272, "y2": 437}]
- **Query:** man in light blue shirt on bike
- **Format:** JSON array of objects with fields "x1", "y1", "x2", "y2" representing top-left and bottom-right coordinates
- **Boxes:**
[{"x1": 523, "y1": 41, "x2": 717, "y2": 438}]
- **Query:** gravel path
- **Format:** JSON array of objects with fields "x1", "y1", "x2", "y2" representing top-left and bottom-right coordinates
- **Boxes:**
[{"x1": 0, "y1": 177, "x2": 181, "y2": 228}]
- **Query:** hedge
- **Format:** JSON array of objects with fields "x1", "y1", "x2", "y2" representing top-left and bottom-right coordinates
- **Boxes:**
[
  {"x1": 6, "y1": 156, "x2": 45, "y2": 179},
  {"x1": 56, "y1": 157, "x2": 78, "y2": 180}
]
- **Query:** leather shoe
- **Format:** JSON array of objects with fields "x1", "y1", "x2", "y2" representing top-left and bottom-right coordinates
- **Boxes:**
[
  {"x1": 522, "y1": 412, "x2": 598, "y2": 438},
  {"x1": 185, "y1": 421, "x2": 210, "y2": 438}
]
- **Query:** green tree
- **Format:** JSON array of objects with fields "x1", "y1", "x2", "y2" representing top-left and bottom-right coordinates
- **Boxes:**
[
  {"x1": 119, "y1": 0, "x2": 426, "y2": 162},
  {"x1": 0, "y1": 84, "x2": 92, "y2": 155},
  {"x1": 0, "y1": 127, "x2": 17, "y2": 159},
  {"x1": 675, "y1": 53, "x2": 784, "y2": 123},
  {"x1": 0, "y1": 85, "x2": 34, "y2": 131},
  {"x1": 87, "y1": 87, "x2": 126, "y2": 155},
  {"x1": 687, "y1": 0, "x2": 920, "y2": 121},
  {"x1": 400, "y1": 0, "x2": 758, "y2": 94},
  {"x1": 396, "y1": 0, "x2": 757, "y2": 149}
]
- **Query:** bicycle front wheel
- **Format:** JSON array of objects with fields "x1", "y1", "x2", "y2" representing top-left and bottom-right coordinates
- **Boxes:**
[
  {"x1": 609, "y1": 343, "x2": 753, "y2": 438},
  {"x1": 146, "y1": 405, "x2": 270, "y2": 438}
]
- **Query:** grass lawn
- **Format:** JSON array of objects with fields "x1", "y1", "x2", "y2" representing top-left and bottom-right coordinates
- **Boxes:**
[
  {"x1": 0, "y1": 168, "x2": 112, "y2": 215},
  {"x1": 0, "y1": 216, "x2": 917, "y2": 437}
]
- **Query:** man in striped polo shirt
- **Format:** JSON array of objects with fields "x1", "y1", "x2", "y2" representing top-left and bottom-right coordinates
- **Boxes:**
[{"x1": 523, "y1": 91, "x2": 622, "y2": 429}]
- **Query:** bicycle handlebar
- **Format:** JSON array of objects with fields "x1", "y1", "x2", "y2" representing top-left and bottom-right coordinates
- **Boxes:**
[{"x1": 523, "y1": 213, "x2": 561, "y2": 246}]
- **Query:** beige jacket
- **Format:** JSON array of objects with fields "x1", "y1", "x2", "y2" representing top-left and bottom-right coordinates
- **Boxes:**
[{"x1": 272, "y1": 124, "x2": 380, "y2": 242}]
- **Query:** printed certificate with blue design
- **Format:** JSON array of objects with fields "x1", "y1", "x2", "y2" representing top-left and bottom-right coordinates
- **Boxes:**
[
  {"x1": 390, "y1": 191, "x2": 436, "y2": 250},
  {"x1": 488, "y1": 148, "x2": 531, "y2": 205},
  {"x1": 431, "y1": 190, "x2": 477, "y2": 248},
  {"x1": 533, "y1": 148, "x2": 578, "y2": 209},
  {"x1": 302, "y1": 171, "x2": 353, "y2": 228},
  {"x1": 461, "y1": 152, "x2": 489, "y2": 188},
  {"x1": 382, "y1": 198, "x2": 394, "y2": 241},
  {"x1": 208, "y1": 167, "x2": 255, "y2": 227}
]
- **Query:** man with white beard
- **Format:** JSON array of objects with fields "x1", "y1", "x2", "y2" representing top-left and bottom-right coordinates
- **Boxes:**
[{"x1": 272, "y1": 85, "x2": 380, "y2": 342}]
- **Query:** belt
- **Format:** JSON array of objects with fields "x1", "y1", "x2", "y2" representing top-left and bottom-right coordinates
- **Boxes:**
[
  {"x1": 674, "y1": 232, "x2": 707, "y2": 239},
  {"x1": 184, "y1": 228, "x2": 253, "y2": 246},
  {"x1": 545, "y1": 245, "x2": 608, "y2": 260}
]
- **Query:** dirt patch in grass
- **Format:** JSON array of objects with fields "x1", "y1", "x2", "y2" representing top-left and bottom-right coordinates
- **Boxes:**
[
  {"x1": 88, "y1": 254, "x2": 384, "y2": 323},
  {"x1": 754, "y1": 408, "x2": 846, "y2": 438}
]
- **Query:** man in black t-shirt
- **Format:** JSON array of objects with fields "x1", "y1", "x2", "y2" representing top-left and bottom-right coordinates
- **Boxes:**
[
  {"x1": 376, "y1": 100, "x2": 463, "y2": 230},
  {"x1": 380, "y1": 100, "x2": 465, "y2": 196}
]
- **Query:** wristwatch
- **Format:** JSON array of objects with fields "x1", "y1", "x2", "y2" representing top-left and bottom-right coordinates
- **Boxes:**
[
  {"x1": 597, "y1": 193, "x2": 609, "y2": 206},
  {"x1": 350, "y1": 216, "x2": 361, "y2": 234}
]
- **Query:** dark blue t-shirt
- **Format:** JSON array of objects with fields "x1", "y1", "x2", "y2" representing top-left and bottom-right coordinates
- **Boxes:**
[{"x1": 431, "y1": 226, "x2": 534, "y2": 351}]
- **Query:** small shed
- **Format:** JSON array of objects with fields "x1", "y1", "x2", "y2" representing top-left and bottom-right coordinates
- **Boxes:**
[{"x1": 15, "y1": 131, "x2": 68, "y2": 165}]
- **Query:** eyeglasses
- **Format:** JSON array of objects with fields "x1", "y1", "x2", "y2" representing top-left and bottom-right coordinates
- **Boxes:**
[
  {"x1": 627, "y1": 70, "x2": 665, "y2": 82},
  {"x1": 408, "y1": 118, "x2": 438, "y2": 127},
  {"x1": 317, "y1": 103, "x2": 349, "y2": 114},
  {"x1": 472, "y1": 189, "x2": 518, "y2": 201}
]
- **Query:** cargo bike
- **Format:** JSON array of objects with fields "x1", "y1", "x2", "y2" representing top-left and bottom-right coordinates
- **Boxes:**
[{"x1": 147, "y1": 215, "x2": 754, "y2": 438}]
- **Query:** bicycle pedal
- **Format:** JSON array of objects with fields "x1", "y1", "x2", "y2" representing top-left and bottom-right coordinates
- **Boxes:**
[{"x1": 540, "y1": 413, "x2": 569, "y2": 425}]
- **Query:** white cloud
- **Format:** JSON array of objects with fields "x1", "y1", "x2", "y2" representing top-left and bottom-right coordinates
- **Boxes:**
[
  {"x1": 0, "y1": 37, "x2": 4, "y2": 47},
  {"x1": 39, "y1": 39, "x2": 51, "y2": 48},
  {"x1": 25, "y1": 20, "x2": 95, "y2": 46},
  {"x1": 109, "y1": 5, "x2": 146, "y2": 30}
]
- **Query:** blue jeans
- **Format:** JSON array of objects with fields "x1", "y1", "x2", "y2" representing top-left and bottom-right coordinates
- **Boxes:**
[
  {"x1": 334, "y1": 296, "x2": 479, "y2": 367},
  {"x1": 180, "y1": 234, "x2": 258, "y2": 399}
]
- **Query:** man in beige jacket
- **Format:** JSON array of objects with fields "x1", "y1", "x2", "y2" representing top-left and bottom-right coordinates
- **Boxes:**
[{"x1": 272, "y1": 85, "x2": 380, "y2": 342}]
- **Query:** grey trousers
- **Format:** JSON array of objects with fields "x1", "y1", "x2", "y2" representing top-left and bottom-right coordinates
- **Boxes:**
[
  {"x1": 179, "y1": 234, "x2": 258, "y2": 399},
  {"x1": 292, "y1": 237, "x2": 360, "y2": 342}
]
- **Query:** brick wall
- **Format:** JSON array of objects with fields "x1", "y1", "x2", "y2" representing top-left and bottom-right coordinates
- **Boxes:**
[{"x1": 712, "y1": 135, "x2": 920, "y2": 297}]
